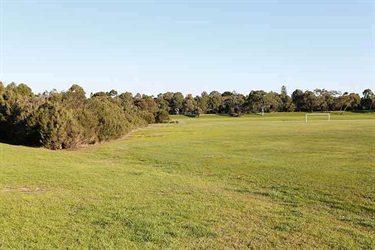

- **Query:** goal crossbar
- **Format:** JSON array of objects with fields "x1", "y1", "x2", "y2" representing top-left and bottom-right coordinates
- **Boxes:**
[{"x1": 305, "y1": 113, "x2": 330, "y2": 122}]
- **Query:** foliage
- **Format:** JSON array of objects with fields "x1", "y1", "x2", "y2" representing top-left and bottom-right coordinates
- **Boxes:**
[
  {"x1": 155, "y1": 110, "x2": 170, "y2": 123},
  {"x1": 28, "y1": 102, "x2": 83, "y2": 149},
  {"x1": 0, "y1": 83, "x2": 157, "y2": 149},
  {"x1": 361, "y1": 89, "x2": 374, "y2": 110}
]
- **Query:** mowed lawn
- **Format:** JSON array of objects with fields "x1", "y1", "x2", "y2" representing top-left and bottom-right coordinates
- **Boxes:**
[{"x1": 0, "y1": 113, "x2": 374, "y2": 249}]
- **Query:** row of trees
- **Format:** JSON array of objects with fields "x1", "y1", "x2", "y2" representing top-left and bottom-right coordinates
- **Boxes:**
[
  {"x1": 152, "y1": 86, "x2": 374, "y2": 116},
  {"x1": 0, "y1": 82, "x2": 374, "y2": 149}
]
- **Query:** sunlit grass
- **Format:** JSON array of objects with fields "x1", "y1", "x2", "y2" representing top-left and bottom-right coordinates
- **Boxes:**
[{"x1": 0, "y1": 112, "x2": 374, "y2": 249}]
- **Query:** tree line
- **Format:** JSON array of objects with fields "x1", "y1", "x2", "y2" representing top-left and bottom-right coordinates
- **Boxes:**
[
  {"x1": 152, "y1": 86, "x2": 374, "y2": 115},
  {"x1": 0, "y1": 82, "x2": 374, "y2": 149}
]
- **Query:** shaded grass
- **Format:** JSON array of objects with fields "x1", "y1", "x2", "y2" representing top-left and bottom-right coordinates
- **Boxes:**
[{"x1": 0, "y1": 112, "x2": 374, "y2": 249}]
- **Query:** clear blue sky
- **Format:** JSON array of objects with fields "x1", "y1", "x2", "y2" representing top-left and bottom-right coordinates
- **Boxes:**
[{"x1": 0, "y1": 0, "x2": 373, "y2": 96}]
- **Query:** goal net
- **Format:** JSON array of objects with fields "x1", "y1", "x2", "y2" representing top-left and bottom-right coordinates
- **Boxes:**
[{"x1": 305, "y1": 113, "x2": 330, "y2": 122}]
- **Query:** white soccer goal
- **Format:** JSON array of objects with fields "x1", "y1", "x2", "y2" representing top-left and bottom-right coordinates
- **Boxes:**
[{"x1": 305, "y1": 113, "x2": 330, "y2": 122}]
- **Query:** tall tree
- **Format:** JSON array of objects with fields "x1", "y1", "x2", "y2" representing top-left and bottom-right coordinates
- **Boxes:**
[
  {"x1": 361, "y1": 89, "x2": 374, "y2": 110},
  {"x1": 196, "y1": 91, "x2": 209, "y2": 113},
  {"x1": 183, "y1": 94, "x2": 196, "y2": 115},
  {"x1": 337, "y1": 92, "x2": 361, "y2": 113},
  {"x1": 171, "y1": 92, "x2": 184, "y2": 115},
  {"x1": 208, "y1": 91, "x2": 222, "y2": 114},
  {"x1": 245, "y1": 90, "x2": 267, "y2": 115},
  {"x1": 302, "y1": 91, "x2": 319, "y2": 112},
  {"x1": 291, "y1": 89, "x2": 304, "y2": 111}
]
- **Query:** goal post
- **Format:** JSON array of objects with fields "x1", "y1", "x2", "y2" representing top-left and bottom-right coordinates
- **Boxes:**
[{"x1": 305, "y1": 113, "x2": 330, "y2": 122}]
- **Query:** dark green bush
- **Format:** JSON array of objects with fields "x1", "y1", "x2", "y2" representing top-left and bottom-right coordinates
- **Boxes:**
[{"x1": 155, "y1": 110, "x2": 170, "y2": 123}]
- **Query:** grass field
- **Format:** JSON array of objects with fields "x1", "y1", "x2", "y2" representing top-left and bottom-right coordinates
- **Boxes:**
[{"x1": 0, "y1": 112, "x2": 374, "y2": 249}]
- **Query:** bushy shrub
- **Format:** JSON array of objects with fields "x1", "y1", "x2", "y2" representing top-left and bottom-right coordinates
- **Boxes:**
[
  {"x1": 155, "y1": 110, "x2": 170, "y2": 123},
  {"x1": 28, "y1": 102, "x2": 83, "y2": 149},
  {"x1": 87, "y1": 96, "x2": 130, "y2": 142},
  {"x1": 138, "y1": 111, "x2": 155, "y2": 124}
]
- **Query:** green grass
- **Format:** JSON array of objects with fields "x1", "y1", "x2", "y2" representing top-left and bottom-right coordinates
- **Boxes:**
[{"x1": 1, "y1": 112, "x2": 374, "y2": 249}]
